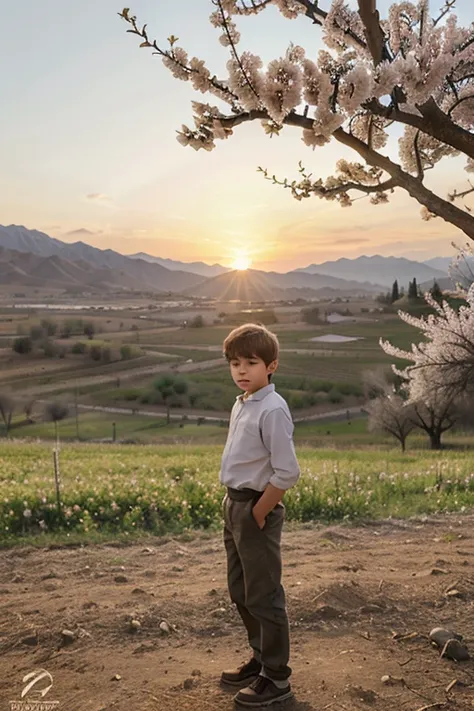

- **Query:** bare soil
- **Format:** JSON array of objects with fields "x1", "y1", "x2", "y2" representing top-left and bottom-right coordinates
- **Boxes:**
[{"x1": 1, "y1": 515, "x2": 473, "y2": 711}]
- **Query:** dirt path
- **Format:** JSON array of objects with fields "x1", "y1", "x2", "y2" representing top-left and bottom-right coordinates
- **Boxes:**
[
  {"x1": 24, "y1": 358, "x2": 224, "y2": 397},
  {"x1": 1, "y1": 515, "x2": 473, "y2": 710}
]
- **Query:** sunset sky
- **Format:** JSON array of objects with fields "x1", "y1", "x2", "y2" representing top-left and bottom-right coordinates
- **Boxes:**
[{"x1": 1, "y1": 0, "x2": 472, "y2": 271}]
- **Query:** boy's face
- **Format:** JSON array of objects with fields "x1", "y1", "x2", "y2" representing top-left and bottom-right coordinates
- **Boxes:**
[{"x1": 229, "y1": 355, "x2": 278, "y2": 395}]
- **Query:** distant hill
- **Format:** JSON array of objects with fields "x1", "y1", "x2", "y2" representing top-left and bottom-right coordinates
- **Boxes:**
[
  {"x1": 0, "y1": 245, "x2": 205, "y2": 294},
  {"x1": 295, "y1": 255, "x2": 449, "y2": 288},
  {"x1": 423, "y1": 256, "x2": 453, "y2": 272},
  {"x1": 182, "y1": 268, "x2": 383, "y2": 301},
  {"x1": 0, "y1": 225, "x2": 205, "y2": 293},
  {"x1": 128, "y1": 253, "x2": 229, "y2": 278}
]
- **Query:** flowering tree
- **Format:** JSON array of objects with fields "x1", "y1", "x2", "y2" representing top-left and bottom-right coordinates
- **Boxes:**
[
  {"x1": 120, "y1": 1, "x2": 474, "y2": 238},
  {"x1": 380, "y1": 287, "x2": 474, "y2": 399},
  {"x1": 367, "y1": 392, "x2": 415, "y2": 450}
]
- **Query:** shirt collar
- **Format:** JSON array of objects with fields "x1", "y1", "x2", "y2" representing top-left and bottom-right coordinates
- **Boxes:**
[{"x1": 236, "y1": 383, "x2": 275, "y2": 403}]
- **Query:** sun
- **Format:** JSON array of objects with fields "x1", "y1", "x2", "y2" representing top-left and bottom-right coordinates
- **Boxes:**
[{"x1": 232, "y1": 255, "x2": 252, "y2": 271}]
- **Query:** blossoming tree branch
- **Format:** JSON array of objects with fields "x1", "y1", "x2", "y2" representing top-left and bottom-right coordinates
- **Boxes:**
[{"x1": 120, "y1": 0, "x2": 474, "y2": 238}]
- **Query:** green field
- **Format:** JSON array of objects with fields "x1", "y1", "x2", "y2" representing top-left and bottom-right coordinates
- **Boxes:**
[{"x1": 1, "y1": 442, "x2": 473, "y2": 545}]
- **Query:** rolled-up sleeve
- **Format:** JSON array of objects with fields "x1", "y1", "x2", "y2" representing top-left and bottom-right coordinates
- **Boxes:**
[{"x1": 261, "y1": 408, "x2": 300, "y2": 490}]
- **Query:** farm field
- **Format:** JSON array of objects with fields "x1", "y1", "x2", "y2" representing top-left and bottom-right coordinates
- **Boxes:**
[{"x1": 1, "y1": 443, "x2": 474, "y2": 543}]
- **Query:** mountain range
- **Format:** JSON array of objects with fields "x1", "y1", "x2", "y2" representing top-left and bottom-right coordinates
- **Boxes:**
[{"x1": 0, "y1": 225, "x2": 454, "y2": 300}]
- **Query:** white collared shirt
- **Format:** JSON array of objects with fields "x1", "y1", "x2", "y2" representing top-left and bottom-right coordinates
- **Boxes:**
[{"x1": 219, "y1": 383, "x2": 300, "y2": 492}]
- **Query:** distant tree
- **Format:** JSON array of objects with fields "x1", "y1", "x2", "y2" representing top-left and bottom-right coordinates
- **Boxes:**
[
  {"x1": 153, "y1": 375, "x2": 189, "y2": 424},
  {"x1": 430, "y1": 280, "x2": 443, "y2": 301},
  {"x1": 83, "y1": 321, "x2": 96, "y2": 339},
  {"x1": 29, "y1": 324, "x2": 45, "y2": 341},
  {"x1": 0, "y1": 394, "x2": 16, "y2": 436},
  {"x1": 12, "y1": 336, "x2": 33, "y2": 355},
  {"x1": 23, "y1": 398, "x2": 35, "y2": 423},
  {"x1": 410, "y1": 391, "x2": 461, "y2": 450},
  {"x1": 390, "y1": 279, "x2": 399, "y2": 303},
  {"x1": 367, "y1": 394, "x2": 415, "y2": 452},
  {"x1": 408, "y1": 277, "x2": 419, "y2": 300},
  {"x1": 44, "y1": 401, "x2": 69, "y2": 447},
  {"x1": 40, "y1": 319, "x2": 57, "y2": 337},
  {"x1": 90, "y1": 345, "x2": 102, "y2": 361},
  {"x1": 376, "y1": 292, "x2": 391, "y2": 305},
  {"x1": 189, "y1": 315, "x2": 205, "y2": 328},
  {"x1": 301, "y1": 306, "x2": 321, "y2": 325},
  {"x1": 120, "y1": 344, "x2": 133, "y2": 360}
]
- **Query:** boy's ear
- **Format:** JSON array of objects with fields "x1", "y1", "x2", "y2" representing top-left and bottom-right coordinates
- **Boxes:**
[{"x1": 268, "y1": 360, "x2": 278, "y2": 374}]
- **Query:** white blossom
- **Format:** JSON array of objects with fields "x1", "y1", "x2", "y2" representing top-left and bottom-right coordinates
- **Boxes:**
[{"x1": 380, "y1": 287, "x2": 474, "y2": 403}]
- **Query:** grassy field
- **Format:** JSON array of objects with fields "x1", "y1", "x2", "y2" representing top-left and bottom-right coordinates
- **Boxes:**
[{"x1": 1, "y1": 442, "x2": 473, "y2": 544}]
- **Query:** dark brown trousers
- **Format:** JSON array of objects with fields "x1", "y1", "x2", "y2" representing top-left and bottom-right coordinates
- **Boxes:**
[{"x1": 223, "y1": 488, "x2": 291, "y2": 682}]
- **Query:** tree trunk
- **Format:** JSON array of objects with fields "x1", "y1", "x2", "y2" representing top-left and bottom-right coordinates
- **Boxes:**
[
  {"x1": 429, "y1": 432, "x2": 443, "y2": 450},
  {"x1": 400, "y1": 436, "x2": 406, "y2": 453}
]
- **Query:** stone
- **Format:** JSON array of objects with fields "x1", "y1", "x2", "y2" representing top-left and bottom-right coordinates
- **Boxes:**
[
  {"x1": 21, "y1": 633, "x2": 38, "y2": 646},
  {"x1": 130, "y1": 619, "x2": 141, "y2": 632},
  {"x1": 430, "y1": 627, "x2": 463, "y2": 649},
  {"x1": 114, "y1": 575, "x2": 128, "y2": 584},
  {"x1": 61, "y1": 629, "x2": 76, "y2": 645},
  {"x1": 159, "y1": 621, "x2": 171, "y2": 635},
  {"x1": 441, "y1": 639, "x2": 470, "y2": 662}
]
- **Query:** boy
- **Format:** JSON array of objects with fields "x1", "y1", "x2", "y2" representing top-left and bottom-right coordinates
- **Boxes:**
[{"x1": 219, "y1": 323, "x2": 300, "y2": 707}]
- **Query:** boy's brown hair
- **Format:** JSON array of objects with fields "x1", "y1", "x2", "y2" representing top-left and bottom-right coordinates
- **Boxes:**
[{"x1": 223, "y1": 323, "x2": 279, "y2": 365}]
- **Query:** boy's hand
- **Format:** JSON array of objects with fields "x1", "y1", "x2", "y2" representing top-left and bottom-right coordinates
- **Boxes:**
[{"x1": 252, "y1": 507, "x2": 266, "y2": 529}]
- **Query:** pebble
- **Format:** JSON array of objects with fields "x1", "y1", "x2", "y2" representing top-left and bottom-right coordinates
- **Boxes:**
[
  {"x1": 21, "y1": 633, "x2": 38, "y2": 647},
  {"x1": 61, "y1": 629, "x2": 76, "y2": 645},
  {"x1": 130, "y1": 619, "x2": 141, "y2": 632},
  {"x1": 114, "y1": 575, "x2": 128, "y2": 584},
  {"x1": 159, "y1": 621, "x2": 171, "y2": 635}
]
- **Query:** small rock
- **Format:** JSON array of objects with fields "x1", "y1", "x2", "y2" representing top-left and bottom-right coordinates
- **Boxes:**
[
  {"x1": 130, "y1": 619, "x2": 141, "y2": 632},
  {"x1": 159, "y1": 621, "x2": 171, "y2": 635},
  {"x1": 114, "y1": 575, "x2": 128, "y2": 584},
  {"x1": 208, "y1": 588, "x2": 218, "y2": 596},
  {"x1": 131, "y1": 587, "x2": 147, "y2": 595},
  {"x1": 381, "y1": 675, "x2": 391, "y2": 685},
  {"x1": 191, "y1": 669, "x2": 202, "y2": 677},
  {"x1": 430, "y1": 627, "x2": 463, "y2": 648},
  {"x1": 61, "y1": 629, "x2": 76, "y2": 645},
  {"x1": 446, "y1": 589, "x2": 463, "y2": 598},
  {"x1": 21, "y1": 633, "x2": 38, "y2": 647},
  {"x1": 111, "y1": 674, "x2": 121, "y2": 681},
  {"x1": 183, "y1": 678, "x2": 195, "y2": 690},
  {"x1": 429, "y1": 567, "x2": 449, "y2": 576},
  {"x1": 441, "y1": 639, "x2": 470, "y2": 662},
  {"x1": 41, "y1": 571, "x2": 59, "y2": 580},
  {"x1": 171, "y1": 566, "x2": 184, "y2": 573},
  {"x1": 143, "y1": 570, "x2": 156, "y2": 578},
  {"x1": 141, "y1": 547, "x2": 155, "y2": 555}
]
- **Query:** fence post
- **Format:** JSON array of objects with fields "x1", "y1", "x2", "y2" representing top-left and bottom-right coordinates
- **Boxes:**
[{"x1": 53, "y1": 449, "x2": 62, "y2": 522}]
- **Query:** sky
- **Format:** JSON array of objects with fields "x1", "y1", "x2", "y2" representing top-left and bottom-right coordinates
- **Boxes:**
[{"x1": 1, "y1": 0, "x2": 472, "y2": 271}]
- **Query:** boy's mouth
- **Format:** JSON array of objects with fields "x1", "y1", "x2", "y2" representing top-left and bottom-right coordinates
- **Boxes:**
[{"x1": 237, "y1": 379, "x2": 250, "y2": 386}]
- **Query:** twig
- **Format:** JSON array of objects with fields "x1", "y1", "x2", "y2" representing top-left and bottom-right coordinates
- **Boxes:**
[
  {"x1": 398, "y1": 657, "x2": 413, "y2": 667},
  {"x1": 311, "y1": 588, "x2": 328, "y2": 603},
  {"x1": 378, "y1": 578, "x2": 384, "y2": 591},
  {"x1": 414, "y1": 703, "x2": 446, "y2": 711}
]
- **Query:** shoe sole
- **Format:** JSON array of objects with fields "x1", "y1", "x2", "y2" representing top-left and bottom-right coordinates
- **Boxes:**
[
  {"x1": 220, "y1": 674, "x2": 260, "y2": 688},
  {"x1": 233, "y1": 689, "x2": 294, "y2": 707}
]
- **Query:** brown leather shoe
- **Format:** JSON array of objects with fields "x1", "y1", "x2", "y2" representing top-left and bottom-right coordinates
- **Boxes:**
[
  {"x1": 220, "y1": 657, "x2": 262, "y2": 687},
  {"x1": 234, "y1": 675, "x2": 293, "y2": 707}
]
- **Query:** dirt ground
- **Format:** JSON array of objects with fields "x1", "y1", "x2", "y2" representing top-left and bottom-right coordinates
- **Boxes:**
[{"x1": 1, "y1": 515, "x2": 473, "y2": 711}]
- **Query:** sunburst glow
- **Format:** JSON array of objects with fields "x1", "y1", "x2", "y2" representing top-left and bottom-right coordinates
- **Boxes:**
[{"x1": 232, "y1": 255, "x2": 252, "y2": 271}]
